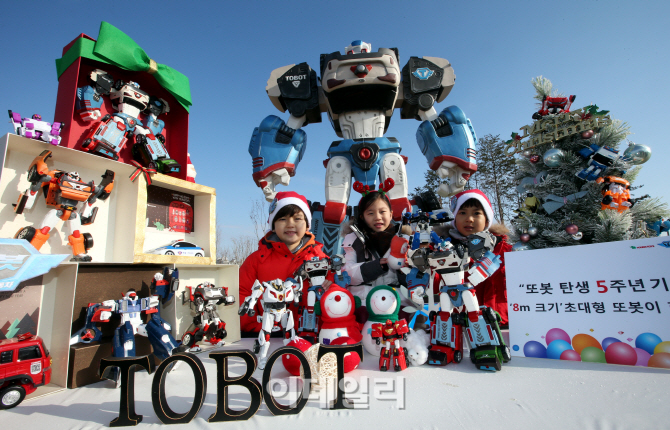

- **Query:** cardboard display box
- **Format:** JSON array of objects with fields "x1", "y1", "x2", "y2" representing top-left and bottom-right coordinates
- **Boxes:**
[
  {"x1": 68, "y1": 263, "x2": 239, "y2": 388},
  {"x1": 0, "y1": 263, "x2": 78, "y2": 400},
  {"x1": 0, "y1": 134, "x2": 215, "y2": 264},
  {"x1": 53, "y1": 25, "x2": 191, "y2": 180}
]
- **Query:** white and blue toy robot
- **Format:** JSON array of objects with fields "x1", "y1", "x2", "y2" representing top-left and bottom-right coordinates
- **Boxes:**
[{"x1": 249, "y1": 40, "x2": 478, "y2": 255}]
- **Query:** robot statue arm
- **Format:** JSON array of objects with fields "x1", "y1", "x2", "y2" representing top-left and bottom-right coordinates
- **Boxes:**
[
  {"x1": 467, "y1": 250, "x2": 502, "y2": 287},
  {"x1": 238, "y1": 279, "x2": 264, "y2": 316},
  {"x1": 416, "y1": 106, "x2": 478, "y2": 197},
  {"x1": 75, "y1": 69, "x2": 114, "y2": 121}
]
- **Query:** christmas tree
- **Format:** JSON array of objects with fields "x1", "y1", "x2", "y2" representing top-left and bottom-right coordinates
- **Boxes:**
[{"x1": 506, "y1": 76, "x2": 668, "y2": 250}]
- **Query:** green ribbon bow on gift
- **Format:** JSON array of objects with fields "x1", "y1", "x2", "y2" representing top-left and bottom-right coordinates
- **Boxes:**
[{"x1": 56, "y1": 21, "x2": 192, "y2": 112}]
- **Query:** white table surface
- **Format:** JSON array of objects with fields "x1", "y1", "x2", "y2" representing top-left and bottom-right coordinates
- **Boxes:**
[{"x1": 4, "y1": 338, "x2": 669, "y2": 429}]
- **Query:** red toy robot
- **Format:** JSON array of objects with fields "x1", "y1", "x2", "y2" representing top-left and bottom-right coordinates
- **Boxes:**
[
  {"x1": 532, "y1": 95, "x2": 576, "y2": 119},
  {"x1": 371, "y1": 319, "x2": 410, "y2": 371}
]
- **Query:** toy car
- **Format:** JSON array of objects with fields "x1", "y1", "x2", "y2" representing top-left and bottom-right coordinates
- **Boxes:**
[
  {"x1": 147, "y1": 239, "x2": 204, "y2": 257},
  {"x1": 0, "y1": 333, "x2": 52, "y2": 409}
]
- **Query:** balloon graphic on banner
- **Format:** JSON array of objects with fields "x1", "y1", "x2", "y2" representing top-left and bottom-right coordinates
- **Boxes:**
[
  {"x1": 560, "y1": 350, "x2": 581, "y2": 361},
  {"x1": 601, "y1": 337, "x2": 621, "y2": 351},
  {"x1": 634, "y1": 348, "x2": 651, "y2": 366},
  {"x1": 581, "y1": 346, "x2": 606, "y2": 363},
  {"x1": 572, "y1": 334, "x2": 602, "y2": 354},
  {"x1": 524, "y1": 341, "x2": 547, "y2": 358},
  {"x1": 635, "y1": 333, "x2": 662, "y2": 355},
  {"x1": 654, "y1": 341, "x2": 670, "y2": 354},
  {"x1": 604, "y1": 342, "x2": 637, "y2": 365},
  {"x1": 547, "y1": 340, "x2": 573, "y2": 359},
  {"x1": 545, "y1": 328, "x2": 571, "y2": 346},
  {"x1": 648, "y1": 352, "x2": 670, "y2": 369}
]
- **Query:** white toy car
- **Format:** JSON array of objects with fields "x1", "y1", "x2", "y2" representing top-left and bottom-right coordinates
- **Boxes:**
[{"x1": 148, "y1": 239, "x2": 204, "y2": 257}]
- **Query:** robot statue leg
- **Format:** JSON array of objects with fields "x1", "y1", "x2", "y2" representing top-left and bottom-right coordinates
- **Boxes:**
[
  {"x1": 14, "y1": 208, "x2": 60, "y2": 250},
  {"x1": 255, "y1": 313, "x2": 277, "y2": 370},
  {"x1": 380, "y1": 153, "x2": 411, "y2": 220},
  {"x1": 428, "y1": 291, "x2": 459, "y2": 365},
  {"x1": 282, "y1": 310, "x2": 298, "y2": 345},
  {"x1": 102, "y1": 322, "x2": 136, "y2": 383},
  {"x1": 324, "y1": 156, "x2": 352, "y2": 225},
  {"x1": 461, "y1": 290, "x2": 507, "y2": 371},
  {"x1": 145, "y1": 315, "x2": 180, "y2": 361},
  {"x1": 379, "y1": 341, "x2": 391, "y2": 371},
  {"x1": 392, "y1": 339, "x2": 409, "y2": 372}
]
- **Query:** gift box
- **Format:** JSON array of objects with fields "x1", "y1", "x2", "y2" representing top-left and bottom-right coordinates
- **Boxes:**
[{"x1": 53, "y1": 22, "x2": 191, "y2": 180}]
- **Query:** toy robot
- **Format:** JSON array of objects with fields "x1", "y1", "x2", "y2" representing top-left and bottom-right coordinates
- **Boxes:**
[
  {"x1": 576, "y1": 144, "x2": 620, "y2": 181},
  {"x1": 294, "y1": 254, "x2": 350, "y2": 343},
  {"x1": 237, "y1": 278, "x2": 302, "y2": 369},
  {"x1": 596, "y1": 176, "x2": 631, "y2": 213},
  {"x1": 181, "y1": 282, "x2": 236, "y2": 351},
  {"x1": 532, "y1": 95, "x2": 576, "y2": 119},
  {"x1": 76, "y1": 69, "x2": 180, "y2": 174},
  {"x1": 13, "y1": 150, "x2": 115, "y2": 261},
  {"x1": 70, "y1": 268, "x2": 183, "y2": 384},
  {"x1": 8, "y1": 110, "x2": 63, "y2": 146},
  {"x1": 371, "y1": 318, "x2": 410, "y2": 371},
  {"x1": 249, "y1": 40, "x2": 477, "y2": 253}
]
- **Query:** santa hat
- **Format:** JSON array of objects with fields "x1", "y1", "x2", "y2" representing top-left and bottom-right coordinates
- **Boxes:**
[
  {"x1": 267, "y1": 191, "x2": 312, "y2": 232},
  {"x1": 449, "y1": 189, "x2": 494, "y2": 229}
]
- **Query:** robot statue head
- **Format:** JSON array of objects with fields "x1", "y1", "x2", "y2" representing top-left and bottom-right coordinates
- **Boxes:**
[{"x1": 345, "y1": 40, "x2": 372, "y2": 55}]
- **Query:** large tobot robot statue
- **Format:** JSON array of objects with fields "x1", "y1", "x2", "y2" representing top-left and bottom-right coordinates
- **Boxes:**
[{"x1": 249, "y1": 40, "x2": 477, "y2": 254}]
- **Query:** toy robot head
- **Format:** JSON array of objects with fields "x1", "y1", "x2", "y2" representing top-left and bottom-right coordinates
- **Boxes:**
[
  {"x1": 345, "y1": 40, "x2": 371, "y2": 55},
  {"x1": 31, "y1": 114, "x2": 42, "y2": 121},
  {"x1": 145, "y1": 96, "x2": 170, "y2": 117},
  {"x1": 429, "y1": 250, "x2": 463, "y2": 274},
  {"x1": 67, "y1": 171, "x2": 82, "y2": 182},
  {"x1": 125, "y1": 289, "x2": 138, "y2": 299}
]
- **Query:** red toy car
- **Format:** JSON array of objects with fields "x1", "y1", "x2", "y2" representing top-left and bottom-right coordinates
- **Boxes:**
[{"x1": 0, "y1": 333, "x2": 52, "y2": 409}]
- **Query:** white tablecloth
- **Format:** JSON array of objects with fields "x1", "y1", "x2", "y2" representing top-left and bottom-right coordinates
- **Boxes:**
[{"x1": 4, "y1": 338, "x2": 669, "y2": 429}]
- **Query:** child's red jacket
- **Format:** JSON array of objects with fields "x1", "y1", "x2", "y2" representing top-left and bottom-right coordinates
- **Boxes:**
[{"x1": 239, "y1": 231, "x2": 329, "y2": 333}]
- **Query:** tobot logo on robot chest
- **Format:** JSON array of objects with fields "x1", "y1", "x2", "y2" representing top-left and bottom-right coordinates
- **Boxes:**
[{"x1": 285, "y1": 75, "x2": 308, "y2": 88}]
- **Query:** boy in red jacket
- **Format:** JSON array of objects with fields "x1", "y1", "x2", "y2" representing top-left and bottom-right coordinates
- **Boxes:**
[{"x1": 239, "y1": 191, "x2": 331, "y2": 336}]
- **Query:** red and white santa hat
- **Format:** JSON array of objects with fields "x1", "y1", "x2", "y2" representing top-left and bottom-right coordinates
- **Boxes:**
[
  {"x1": 267, "y1": 191, "x2": 312, "y2": 232},
  {"x1": 449, "y1": 189, "x2": 494, "y2": 229}
]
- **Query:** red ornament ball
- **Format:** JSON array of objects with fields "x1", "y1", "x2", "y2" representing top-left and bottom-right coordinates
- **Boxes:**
[
  {"x1": 581, "y1": 130, "x2": 595, "y2": 139},
  {"x1": 565, "y1": 224, "x2": 579, "y2": 235},
  {"x1": 282, "y1": 338, "x2": 313, "y2": 376},
  {"x1": 520, "y1": 234, "x2": 530, "y2": 243},
  {"x1": 529, "y1": 155, "x2": 540, "y2": 163}
]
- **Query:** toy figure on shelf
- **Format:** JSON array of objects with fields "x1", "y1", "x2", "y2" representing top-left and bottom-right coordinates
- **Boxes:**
[
  {"x1": 70, "y1": 268, "x2": 183, "y2": 384},
  {"x1": 596, "y1": 176, "x2": 631, "y2": 213},
  {"x1": 181, "y1": 282, "x2": 236, "y2": 351},
  {"x1": 367, "y1": 287, "x2": 410, "y2": 371},
  {"x1": 249, "y1": 40, "x2": 477, "y2": 253},
  {"x1": 237, "y1": 277, "x2": 302, "y2": 369},
  {"x1": 8, "y1": 110, "x2": 63, "y2": 146},
  {"x1": 13, "y1": 150, "x2": 115, "y2": 262},
  {"x1": 294, "y1": 254, "x2": 350, "y2": 342},
  {"x1": 532, "y1": 95, "x2": 576, "y2": 119},
  {"x1": 76, "y1": 69, "x2": 180, "y2": 173}
]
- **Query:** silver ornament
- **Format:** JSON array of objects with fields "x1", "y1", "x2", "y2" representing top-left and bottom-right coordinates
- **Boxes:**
[
  {"x1": 572, "y1": 232, "x2": 583, "y2": 240},
  {"x1": 543, "y1": 148, "x2": 565, "y2": 167},
  {"x1": 522, "y1": 150, "x2": 533, "y2": 158},
  {"x1": 512, "y1": 241, "x2": 534, "y2": 251},
  {"x1": 623, "y1": 142, "x2": 651, "y2": 165},
  {"x1": 528, "y1": 227, "x2": 538, "y2": 236}
]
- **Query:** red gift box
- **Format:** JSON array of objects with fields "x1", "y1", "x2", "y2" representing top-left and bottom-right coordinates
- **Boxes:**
[{"x1": 53, "y1": 23, "x2": 190, "y2": 180}]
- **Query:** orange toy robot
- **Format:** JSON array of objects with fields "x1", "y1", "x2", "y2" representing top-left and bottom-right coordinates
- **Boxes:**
[
  {"x1": 371, "y1": 318, "x2": 410, "y2": 371},
  {"x1": 596, "y1": 176, "x2": 631, "y2": 213},
  {"x1": 13, "y1": 150, "x2": 115, "y2": 261}
]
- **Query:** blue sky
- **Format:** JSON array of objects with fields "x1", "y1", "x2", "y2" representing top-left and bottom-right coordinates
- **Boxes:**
[{"x1": 2, "y1": 0, "x2": 669, "y2": 241}]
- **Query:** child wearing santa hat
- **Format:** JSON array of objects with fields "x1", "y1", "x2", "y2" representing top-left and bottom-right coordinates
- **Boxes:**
[
  {"x1": 442, "y1": 189, "x2": 512, "y2": 326},
  {"x1": 238, "y1": 191, "x2": 332, "y2": 335}
]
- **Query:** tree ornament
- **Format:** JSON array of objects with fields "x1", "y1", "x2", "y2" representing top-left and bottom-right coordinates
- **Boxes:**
[
  {"x1": 512, "y1": 241, "x2": 534, "y2": 251},
  {"x1": 520, "y1": 233, "x2": 530, "y2": 242},
  {"x1": 543, "y1": 148, "x2": 565, "y2": 167},
  {"x1": 529, "y1": 155, "x2": 540, "y2": 163},
  {"x1": 522, "y1": 149, "x2": 533, "y2": 158},
  {"x1": 572, "y1": 232, "x2": 583, "y2": 240},
  {"x1": 565, "y1": 224, "x2": 579, "y2": 235},
  {"x1": 623, "y1": 142, "x2": 652, "y2": 165},
  {"x1": 581, "y1": 130, "x2": 594, "y2": 139},
  {"x1": 528, "y1": 226, "x2": 538, "y2": 236}
]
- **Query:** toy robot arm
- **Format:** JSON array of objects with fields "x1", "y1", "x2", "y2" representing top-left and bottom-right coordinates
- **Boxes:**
[
  {"x1": 465, "y1": 232, "x2": 496, "y2": 260},
  {"x1": 285, "y1": 276, "x2": 303, "y2": 304},
  {"x1": 70, "y1": 303, "x2": 106, "y2": 345},
  {"x1": 416, "y1": 106, "x2": 477, "y2": 197},
  {"x1": 14, "y1": 150, "x2": 54, "y2": 214},
  {"x1": 467, "y1": 250, "x2": 502, "y2": 287},
  {"x1": 238, "y1": 280, "x2": 264, "y2": 316},
  {"x1": 370, "y1": 323, "x2": 383, "y2": 345},
  {"x1": 249, "y1": 115, "x2": 307, "y2": 201},
  {"x1": 142, "y1": 96, "x2": 170, "y2": 136},
  {"x1": 400, "y1": 56, "x2": 455, "y2": 122},
  {"x1": 266, "y1": 63, "x2": 322, "y2": 127},
  {"x1": 80, "y1": 170, "x2": 115, "y2": 225},
  {"x1": 75, "y1": 69, "x2": 114, "y2": 121}
]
